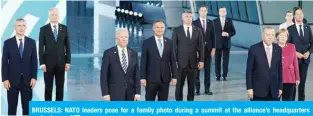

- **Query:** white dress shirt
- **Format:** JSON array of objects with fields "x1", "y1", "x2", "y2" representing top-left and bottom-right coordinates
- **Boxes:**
[
  {"x1": 263, "y1": 41, "x2": 273, "y2": 67},
  {"x1": 154, "y1": 35, "x2": 164, "y2": 54},
  {"x1": 183, "y1": 24, "x2": 192, "y2": 39},
  {"x1": 296, "y1": 22, "x2": 305, "y2": 36},
  {"x1": 279, "y1": 22, "x2": 294, "y2": 30},
  {"x1": 117, "y1": 45, "x2": 129, "y2": 67},
  {"x1": 103, "y1": 45, "x2": 140, "y2": 99},
  {"x1": 220, "y1": 17, "x2": 226, "y2": 29},
  {"x1": 50, "y1": 23, "x2": 58, "y2": 34},
  {"x1": 16, "y1": 36, "x2": 25, "y2": 50}
]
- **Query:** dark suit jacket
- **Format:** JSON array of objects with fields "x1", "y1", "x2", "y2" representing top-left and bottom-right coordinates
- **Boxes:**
[
  {"x1": 287, "y1": 24, "x2": 313, "y2": 64},
  {"x1": 246, "y1": 42, "x2": 283, "y2": 97},
  {"x1": 193, "y1": 18, "x2": 216, "y2": 51},
  {"x1": 213, "y1": 18, "x2": 236, "y2": 49},
  {"x1": 39, "y1": 23, "x2": 71, "y2": 69},
  {"x1": 2, "y1": 36, "x2": 38, "y2": 86},
  {"x1": 172, "y1": 25, "x2": 204, "y2": 68},
  {"x1": 140, "y1": 36, "x2": 176, "y2": 83},
  {"x1": 100, "y1": 46, "x2": 140, "y2": 100}
]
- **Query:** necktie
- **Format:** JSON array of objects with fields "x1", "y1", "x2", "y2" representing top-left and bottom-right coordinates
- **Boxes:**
[
  {"x1": 299, "y1": 25, "x2": 304, "y2": 39},
  {"x1": 53, "y1": 25, "x2": 58, "y2": 41},
  {"x1": 157, "y1": 39, "x2": 163, "y2": 57},
  {"x1": 121, "y1": 48, "x2": 128, "y2": 73},
  {"x1": 19, "y1": 39, "x2": 23, "y2": 58},
  {"x1": 187, "y1": 27, "x2": 191, "y2": 39},
  {"x1": 202, "y1": 20, "x2": 206, "y2": 32},
  {"x1": 266, "y1": 47, "x2": 272, "y2": 68}
]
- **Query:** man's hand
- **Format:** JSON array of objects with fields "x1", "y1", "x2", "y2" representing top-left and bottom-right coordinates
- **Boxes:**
[
  {"x1": 222, "y1": 32, "x2": 229, "y2": 37},
  {"x1": 247, "y1": 89, "x2": 253, "y2": 99},
  {"x1": 279, "y1": 89, "x2": 283, "y2": 97},
  {"x1": 30, "y1": 78, "x2": 36, "y2": 89},
  {"x1": 296, "y1": 52, "x2": 304, "y2": 59},
  {"x1": 41, "y1": 65, "x2": 47, "y2": 72},
  {"x1": 211, "y1": 49, "x2": 216, "y2": 57},
  {"x1": 198, "y1": 62, "x2": 204, "y2": 70},
  {"x1": 296, "y1": 80, "x2": 300, "y2": 87},
  {"x1": 3, "y1": 80, "x2": 10, "y2": 90},
  {"x1": 134, "y1": 95, "x2": 140, "y2": 101},
  {"x1": 170, "y1": 79, "x2": 177, "y2": 86},
  {"x1": 65, "y1": 64, "x2": 70, "y2": 71},
  {"x1": 103, "y1": 95, "x2": 111, "y2": 101},
  {"x1": 140, "y1": 79, "x2": 147, "y2": 87},
  {"x1": 304, "y1": 52, "x2": 310, "y2": 59}
]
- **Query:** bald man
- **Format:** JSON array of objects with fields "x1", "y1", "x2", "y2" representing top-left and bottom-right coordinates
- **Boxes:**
[{"x1": 100, "y1": 28, "x2": 141, "y2": 101}]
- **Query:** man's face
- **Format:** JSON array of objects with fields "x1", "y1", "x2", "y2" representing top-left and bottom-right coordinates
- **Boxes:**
[
  {"x1": 15, "y1": 21, "x2": 26, "y2": 35},
  {"x1": 219, "y1": 8, "x2": 227, "y2": 17},
  {"x1": 199, "y1": 7, "x2": 208, "y2": 18},
  {"x1": 294, "y1": 9, "x2": 304, "y2": 22},
  {"x1": 116, "y1": 30, "x2": 129, "y2": 48},
  {"x1": 183, "y1": 13, "x2": 192, "y2": 25},
  {"x1": 153, "y1": 22, "x2": 165, "y2": 37},
  {"x1": 263, "y1": 29, "x2": 275, "y2": 45},
  {"x1": 49, "y1": 9, "x2": 59, "y2": 23}
]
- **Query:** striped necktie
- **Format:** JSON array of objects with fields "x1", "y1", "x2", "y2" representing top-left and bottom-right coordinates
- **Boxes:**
[{"x1": 121, "y1": 48, "x2": 128, "y2": 73}]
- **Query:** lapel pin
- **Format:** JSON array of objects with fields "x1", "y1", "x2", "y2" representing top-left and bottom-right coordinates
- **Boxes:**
[{"x1": 114, "y1": 51, "x2": 116, "y2": 54}]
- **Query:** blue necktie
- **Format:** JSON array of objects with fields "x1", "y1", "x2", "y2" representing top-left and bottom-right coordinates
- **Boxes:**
[
  {"x1": 19, "y1": 39, "x2": 23, "y2": 58},
  {"x1": 157, "y1": 39, "x2": 163, "y2": 57},
  {"x1": 53, "y1": 25, "x2": 58, "y2": 41}
]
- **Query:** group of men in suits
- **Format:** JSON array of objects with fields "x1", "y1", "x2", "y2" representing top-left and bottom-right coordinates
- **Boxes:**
[
  {"x1": 100, "y1": 6, "x2": 236, "y2": 101},
  {"x1": 2, "y1": 8, "x2": 71, "y2": 115},
  {"x1": 246, "y1": 7, "x2": 312, "y2": 101}
]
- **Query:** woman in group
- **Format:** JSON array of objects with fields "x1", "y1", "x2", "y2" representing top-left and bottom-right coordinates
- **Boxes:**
[{"x1": 276, "y1": 29, "x2": 300, "y2": 101}]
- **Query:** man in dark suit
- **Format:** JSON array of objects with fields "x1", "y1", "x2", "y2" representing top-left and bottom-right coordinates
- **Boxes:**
[
  {"x1": 193, "y1": 5, "x2": 215, "y2": 95},
  {"x1": 39, "y1": 8, "x2": 71, "y2": 101},
  {"x1": 2, "y1": 18, "x2": 37, "y2": 115},
  {"x1": 246, "y1": 27, "x2": 282, "y2": 101},
  {"x1": 287, "y1": 8, "x2": 313, "y2": 101},
  {"x1": 101, "y1": 28, "x2": 141, "y2": 101},
  {"x1": 140, "y1": 20, "x2": 177, "y2": 101},
  {"x1": 213, "y1": 7, "x2": 236, "y2": 81},
  {"x1": 173, "y1": 11, "x2": 204, "y2": 101}
]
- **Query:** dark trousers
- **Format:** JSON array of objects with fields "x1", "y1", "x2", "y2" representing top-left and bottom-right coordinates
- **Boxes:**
[
  {"x1": 215, "y1": 48, "x2": 230, "y2": 78},
  {"x1": 195, "y1": 52, "x2": 211, "y2": 92},
  {"x1": 282, "y1": 83, "x2": 296, "y2": 101},
  {"x1": 145, "y1": 82, "x2": 170, "y2": 101},
  {"x1": 7, "y1": 77, "x2": 32, "y2": 115},
  {"x1": 251, "y1": 90, "x2": 279, "y2": 101},
  {"x1": 293, "y1": 63, "x2": 309, "y2": 101},
  {"x1": 44, "y1": 65, "x2": 65, "y2": 101},
  {"x1": 175, "y1": 64, "x2": 197, "y2": 101}
]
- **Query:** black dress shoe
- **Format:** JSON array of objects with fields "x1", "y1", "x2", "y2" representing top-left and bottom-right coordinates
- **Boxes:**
[
  {"x1": 216, "y1": 77, "x2": 221, "y2": 81},
  {"x1": 195, "y1": 91, "x2": 200, "y2": 95},
  {"x1": 223, "y1": 77, "x2": 227, "y2": 81},
  {"x1": 207, "y1": 91, "x2": 213, "y2": 95}
]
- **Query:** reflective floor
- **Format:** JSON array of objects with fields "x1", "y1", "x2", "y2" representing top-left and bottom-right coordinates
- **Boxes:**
[{"x1": 2, "y1": 18, "x2": 313, "y2": 115}]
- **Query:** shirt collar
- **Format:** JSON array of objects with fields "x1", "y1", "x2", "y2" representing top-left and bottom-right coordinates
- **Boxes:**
[
  {"x1": 296, "y1": 22, "x2": 304, "y2": 27},
  {"x1": 263, "y1": 41, "x2": 273, "y2": 49},
  {"x1": 117, "y1": 45, "x2": 127, "y2": 53},
  {"x1": 16, "y1": 36, "x2": 25, "y2": 40},
  {"x1": 154, "y1": 35, "x2": 163, "y2": 40},
  {"x1": 220, "y1": 17, "x2": 225, "y2": 21},
  {"x1": 50, "y1": 23, "x2": 58, "y2": 28},
  {"x1": 200, "y1": 17, "x2": 206, "y2": 22},
  {"x1": 183, "y1": 24, "x2": 192, "y2": 29}
]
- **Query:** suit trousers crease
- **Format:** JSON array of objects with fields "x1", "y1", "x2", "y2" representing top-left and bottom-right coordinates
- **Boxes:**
[
  {"x1": 7, "y1": 77, "x2": 32, "y2": 115},
  {"x1": 176, "y1": 63, "x2": 197, "y2": 101},
  {"x1": 44, "y1": 65, "x2": 65, "y2": 101},
  {"x1": 215, "y1": 48, "x2": 230, "y2": 78}
]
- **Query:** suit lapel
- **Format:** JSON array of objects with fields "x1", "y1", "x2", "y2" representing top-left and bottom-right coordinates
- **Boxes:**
[
  {"x1": 190, "y1": 26, "x2": 198, "y2": 43},
  {"x1": 162, "y1": 39, "x2": 167, "y2": 58},
  {"x1": 216, "y1": 18, "x2": 222, "y2": 31},
  {"x1": 259, "y1": 42, "x2": 270, "y2": 69},
  {"x1": 180, "y1": 26, "x2": 187, "y2": 40},
  {"x1": 114, "y1": 46, "x2": 124, "y2": 72},
  {"x1": 57, "y1": 23, "x2": 64, "y2": 42},
  {"x1": 47, "y1": 24, "x2": 56, "y2": 42},
  {"x1": 22, "y1": 37, "x2": 28, "y2": 60},
  {"x1": 12, "y1": 37, "x2": 21, "y2": 58},
  {"x1": 126, "y1": 48, "x2": 132, "y2": 74},
  {"x1": 270, "y1": 45, "x2": 276, "y2": 70}
]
